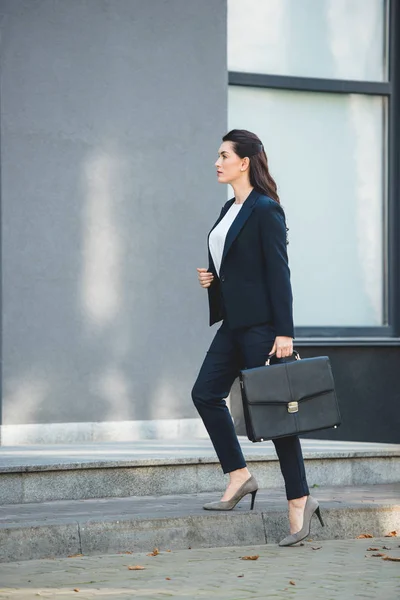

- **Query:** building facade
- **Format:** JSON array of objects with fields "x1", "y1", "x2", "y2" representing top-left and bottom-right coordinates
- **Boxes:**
[{"x1": 0, "y1": 0, "x2": 399, "y2": 445}]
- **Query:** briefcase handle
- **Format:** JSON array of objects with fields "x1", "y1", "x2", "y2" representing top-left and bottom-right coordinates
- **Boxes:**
[{"x1": 265, "y1": 350, "x2": 301, "y2": 366}]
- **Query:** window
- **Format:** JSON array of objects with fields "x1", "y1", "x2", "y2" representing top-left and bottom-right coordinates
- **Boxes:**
[
  {"x1": 228, "y1": 0, "x2": 387, "y2": 81},
  {"x1": 228, "y1": 0, "x2": 398, "y2": 336}
]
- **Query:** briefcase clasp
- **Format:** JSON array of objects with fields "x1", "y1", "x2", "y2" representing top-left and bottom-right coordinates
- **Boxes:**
[{"x1": 288, "y1": 401, "x2": 298, "y2": 413}]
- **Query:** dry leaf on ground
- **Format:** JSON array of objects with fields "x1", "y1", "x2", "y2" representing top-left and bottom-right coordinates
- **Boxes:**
[
  {"x1": 366, "y1": 547, "x2": 380, "y2": 551},
  {"x1": 383, "y1": 556, "x2": 400, "y2": 562},
  {"x1": 289, "y1": 580, "x2": 296, "y2": 586},
  {"x1": 371, "y1": 553, "x2": 387, "y2": 557},
  {"x1": 73, "y1": 590, "x2": 80, "y2": 593},
  {"x1": 357, "y1": 534, "x2": 373, "y2": 539},
  {"x1": 312, "y1": 546, "x2": 322, "y2": 550},
  {"x1": 241, "y1": 555, "x2": 259, "y2": 560},
  {"x1": 165, "y1": 577, "x2": 171, "y2": 580},
  {"x1": 147, "y1": 548, "x2": 160, "y2": 556},
  {"x1": 128, "y1": 565, "x2": 146, "y2": 570},
  {"x1": 385, "y1": 531, "x2": 397, "y2": 537},
  {"x1": 382, "y1": 546, "x2": 391, "y2": 550},
  {"x1": 237, "y1": 575, "x2": 244, "y2": 578},
  {"x1": 68, "y1": 554, "x2": 83, "y2": 558}
]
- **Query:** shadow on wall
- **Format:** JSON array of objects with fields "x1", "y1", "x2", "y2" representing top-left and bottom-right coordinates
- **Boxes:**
[{"x1": 3, "y1": 139, "x2": 214, "y2": 427}]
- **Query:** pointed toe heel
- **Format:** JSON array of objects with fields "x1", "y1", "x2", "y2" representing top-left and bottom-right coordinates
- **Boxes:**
[
  {"x1": 278, "y1": 495, "x2": 324, "y2": 547},
  {"x1": 203, "y1": 475, "x2": 258, "y2": 511}
]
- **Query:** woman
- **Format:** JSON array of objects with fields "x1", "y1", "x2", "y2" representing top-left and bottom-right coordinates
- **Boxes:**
[{"x1": 192, "y1": 129, "x2": 324, "y2": 547}]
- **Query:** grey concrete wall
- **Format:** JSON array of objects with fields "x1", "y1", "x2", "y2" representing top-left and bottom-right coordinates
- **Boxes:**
[{"x1": 0, "y1": 0, "x2": 227, "y2": 426}]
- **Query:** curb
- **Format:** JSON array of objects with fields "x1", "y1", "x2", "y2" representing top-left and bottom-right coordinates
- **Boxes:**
[{"x1": 1, "y1": 495, "x2": 399, "y2": 562}]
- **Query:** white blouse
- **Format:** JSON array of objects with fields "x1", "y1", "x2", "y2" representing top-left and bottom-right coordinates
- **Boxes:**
[{"x1": 209, "y1": 202, "x2": 243, "y2": 276}]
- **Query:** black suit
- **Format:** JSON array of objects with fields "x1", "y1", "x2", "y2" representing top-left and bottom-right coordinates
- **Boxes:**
[
  {"x1": 192, "y1": 188, "x2": 309, "y2": 501},
  {"x1": 207, "y1": 188, "x2": 294, "y2": 338}
]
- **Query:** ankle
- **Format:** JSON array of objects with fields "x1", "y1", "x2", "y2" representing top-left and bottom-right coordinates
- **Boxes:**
[
  {"x1": 288, "y1": 495, "x2": 308, "y2": 508},
  {"x1": 228, "y1": 467, "x2": 251, "y2": 485}
]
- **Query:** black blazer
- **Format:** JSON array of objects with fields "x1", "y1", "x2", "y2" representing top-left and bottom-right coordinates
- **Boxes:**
[{"x1": 207, "y1": 188, "x2": 294, "y2": 338}]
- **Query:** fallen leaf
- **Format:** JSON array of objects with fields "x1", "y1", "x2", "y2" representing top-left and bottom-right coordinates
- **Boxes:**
[
  {"x1": 241, "y1": 555, "x2": 259, "y2": 561},
  {"x1": 68, "y1": 554, "x2": 83, "y2": 558},
  {"x1": 307, "y1": 539, "x2": 313, "y2": 542},
  {"x1": 385, "y1": 531, "x2": 397, "y2": 537},
  {"x1": 371, "y1": 553, "x2": 387, "y2": 557},
  {"x1": 357, "y1": 534, "x2": 373, "y2": 539},
  {"x1": 289, "y1": 580, "x2": 296, "y2": 586},
  {"x1": 73, "y1": 590, "x2": 80, "y2": 593},
  {"x1": 382, "y1": 546, "x2": 391, "y2": 550},
  {"x1": 237, "y1": 575, "x2": 244, "y2": 578},
  {"x1": 383, "y1": 556, "x2": 400, "y2": 562},
  {"x1": 165, "y1": 577, "x2": 171, "y2": 580},
  {"x1": 128, "y1": 565, "x2": 146, "y2": 570},
  {"x1": 147, "y1": 548, "x2": 159, "y2": 556},
  {"x1": 366, "y1": 547, "x2": 380, "y2": 551},
  {"x1": 312, "y1": 546, "x2": 322, "y2": 551}
]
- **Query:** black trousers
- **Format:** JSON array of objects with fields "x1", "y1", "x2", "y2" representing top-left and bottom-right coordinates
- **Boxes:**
[{"x1": 191, "y1": 320, "x2": 310, "y2": 501}]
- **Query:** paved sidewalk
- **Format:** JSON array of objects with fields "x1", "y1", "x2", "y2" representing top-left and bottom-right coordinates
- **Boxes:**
[{"x1": 0, "y1": 537, "x2": 399, "y2": 599}]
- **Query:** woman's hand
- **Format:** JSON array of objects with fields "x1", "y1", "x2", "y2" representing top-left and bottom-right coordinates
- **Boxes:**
[
  {"x1": 269, "y1": 336, "x2": 293, "y2": 359},
  {"x1": 197, "y1": 267, "x2": 214, "y2": 288}
]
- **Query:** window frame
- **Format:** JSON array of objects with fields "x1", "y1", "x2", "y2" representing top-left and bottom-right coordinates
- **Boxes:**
[{"x1": 228, "y1": 0, "x2": 400, "y2": 343}]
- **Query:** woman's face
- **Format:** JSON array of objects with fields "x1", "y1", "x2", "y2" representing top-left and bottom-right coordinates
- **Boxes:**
[{"x1": 215, "y1": 141, "x2": 249, "y2": 184}]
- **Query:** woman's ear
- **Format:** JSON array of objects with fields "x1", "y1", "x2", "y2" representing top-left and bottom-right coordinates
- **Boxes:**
[{"x1": 241, "y1": 157, "x2": 250, "y2": 172}]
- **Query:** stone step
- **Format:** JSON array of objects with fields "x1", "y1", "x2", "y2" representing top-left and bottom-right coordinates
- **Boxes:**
[
  {"x1": 0, "y1": 439, "x2": 399, "y2": 505},
  {"x1": 1, "y1": 483, "x2": 399, "y2": 563}
]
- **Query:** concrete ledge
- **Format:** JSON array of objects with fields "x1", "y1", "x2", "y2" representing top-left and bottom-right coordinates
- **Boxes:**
[
  {"x1": 2, "y1": 458, "x2": 400, "y2": 504},
  {"x1": 0, "y1": 484, "x2": 399, "y2": 563},
  {"x1": 2, "y1": 449, "x2": 400, "y2": 473},
  {"x1": 1, "y1": 441, "x2": 400, "y2": 504},
  {"x1": 2, "y1": 439, "x2": 399, "y2": 472}
]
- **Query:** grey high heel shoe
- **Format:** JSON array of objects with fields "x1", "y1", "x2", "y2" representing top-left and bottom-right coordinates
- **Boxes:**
[
  {"x1": 203, "y1": 475, "x2": 258, "y2": 511},
  {"x1": 278, "y1": 495, "x2": 324, "y2": 547}
]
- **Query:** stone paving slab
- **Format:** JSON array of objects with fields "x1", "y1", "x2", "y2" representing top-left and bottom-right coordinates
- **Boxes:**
[
  {"x1": 0, "y1": 537, "x2": 399, "y2": 599},
  {"x1": 0, "y1": 484, "x2": 399, "y2": 563}
]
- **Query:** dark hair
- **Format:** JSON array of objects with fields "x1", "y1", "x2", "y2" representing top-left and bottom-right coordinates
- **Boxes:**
[{"x1": 222, "y1": 129, "x2": 280, "y2": 204}]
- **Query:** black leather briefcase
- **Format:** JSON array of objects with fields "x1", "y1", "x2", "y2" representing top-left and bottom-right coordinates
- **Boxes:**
[{"x1": 239, "y1": 352, "x2": 341, "y2": 442}]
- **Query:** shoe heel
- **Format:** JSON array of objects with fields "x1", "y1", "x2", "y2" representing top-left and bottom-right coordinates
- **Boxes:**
[
  {"x1": 250, "y1": 490, "x2": 257, "y2": 510},
  {"x1": 315, "y1": 506, "x2": 324, "y2": 527}
]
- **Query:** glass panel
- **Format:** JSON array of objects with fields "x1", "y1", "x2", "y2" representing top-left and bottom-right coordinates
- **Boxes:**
[
  {"x1": 228, "y1": 0, "x2": 387, "y2": 81},
  {"x1": 228, "y1": 86, "x2": 387, "y2": 326}
]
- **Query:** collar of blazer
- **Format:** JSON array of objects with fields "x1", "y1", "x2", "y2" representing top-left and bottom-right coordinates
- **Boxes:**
[{"x1": 208, "y1": 188, "x2": 261, "y2": 272}]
